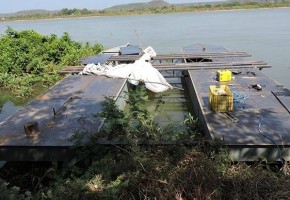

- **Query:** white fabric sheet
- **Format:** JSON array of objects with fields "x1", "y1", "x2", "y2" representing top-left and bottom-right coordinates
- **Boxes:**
[{"x1": 79, "y1": 47, "x2": 172, "y2": 93}]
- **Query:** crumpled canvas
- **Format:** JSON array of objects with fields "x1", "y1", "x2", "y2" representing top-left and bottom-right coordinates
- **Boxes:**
[{"x1": 79, "y1": 46, "x2": 172, "y2": 93}]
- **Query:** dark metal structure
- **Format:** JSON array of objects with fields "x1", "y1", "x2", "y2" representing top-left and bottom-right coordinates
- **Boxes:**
[
  {"x1": 186, "y1": 69, "x2": 290, "y2": 161},
  {"x1": 2, "y1": 43, "x2": 289, "y2": 161},
  {"x1": 0, "y1": 76, "x2": 126, "y2": 161}
]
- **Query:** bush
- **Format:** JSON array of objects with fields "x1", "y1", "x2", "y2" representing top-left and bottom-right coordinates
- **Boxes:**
[
  {"x1": 0, "y1": 179, "x2": 23, "y2": 200},
  {"x1": 0, "y1": 28, "x2": 103, "y2": 97}
]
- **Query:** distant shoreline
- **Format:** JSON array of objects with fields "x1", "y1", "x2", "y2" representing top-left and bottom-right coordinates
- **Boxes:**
[
  {"x1": 1, "y1": 6, "x2": 289, "y2": 23},
  {"x1": 0, "y1": 15, "x2": 104, "y2": 23}
]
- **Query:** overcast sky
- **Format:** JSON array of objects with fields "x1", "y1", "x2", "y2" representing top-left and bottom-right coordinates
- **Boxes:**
[{"x1": 0, "y1": 0, "x2": 222, "y2": 14}]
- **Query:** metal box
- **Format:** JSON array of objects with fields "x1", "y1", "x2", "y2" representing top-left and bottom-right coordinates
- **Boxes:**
[{"x1": 216, "y1": 70, "x2": 232, "y2": 82}]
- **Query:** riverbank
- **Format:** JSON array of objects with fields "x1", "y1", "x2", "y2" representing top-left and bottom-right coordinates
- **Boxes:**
[
  {"x1": 1, "y1": 2, "x2": 290, "y2": 23},
  {"x1": 0, "y1": 14, "x2": 105, "y2": 23}
]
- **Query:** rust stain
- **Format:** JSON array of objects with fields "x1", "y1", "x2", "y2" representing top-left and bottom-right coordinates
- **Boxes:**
[{"x1": 37, "y1": 95, "x2": 50, "y2": 100}]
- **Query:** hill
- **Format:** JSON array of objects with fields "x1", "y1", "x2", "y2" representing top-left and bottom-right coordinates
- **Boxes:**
[
  {"x1": 1, "y1": 0, "x2": 289, "y2": 20},
  {"x1": 0, "y1": 9, "x2": 57, "y2": 18},
  {"x1": 105, "y1": 0, "x2": 171, "y2": 11}
]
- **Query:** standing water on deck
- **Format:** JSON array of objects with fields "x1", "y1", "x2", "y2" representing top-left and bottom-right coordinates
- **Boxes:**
[
  {"x1": 0, "y1": 102, "x2": 21, "y2": 122},
  {"x1": 152, "y1": 77, "x2": 189, "y2": 126},
  {"x1": 124, "y1": 77, "x2": 190, "y2": 126},
  {"x1": 0, "y1": 90, "x2": 23, "y2": 123},
  {"x1": 0, "y1": 87, "x2": 46, "y2": 123}
]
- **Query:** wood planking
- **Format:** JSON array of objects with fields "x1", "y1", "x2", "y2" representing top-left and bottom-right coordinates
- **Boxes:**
[{"x1": 58, "y1": 51, "x2": 268, "y2": 74}]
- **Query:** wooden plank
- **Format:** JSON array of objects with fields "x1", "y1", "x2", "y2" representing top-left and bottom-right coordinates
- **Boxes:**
[
  {"x1": 157, "y1": 65, "x2": 270, "y2": 71},
  {"x1": 106, "y1": 52, "x2": 251, "y2": 62},
  {"x1": 153, "y1": 61, "x2": 270, "y2": 69},
  {"x1": 154, "y1": 60, "x2": 267, "y2": 66},
  {"x1": 154, "y1": 53, "x2": 251, "y2": 60},
  {"x1": 59, "y1": 60, "x2": 271, "y2": 74},
  {"x1": 108, "y1": 55, "x2": 141, "y2": 61}
]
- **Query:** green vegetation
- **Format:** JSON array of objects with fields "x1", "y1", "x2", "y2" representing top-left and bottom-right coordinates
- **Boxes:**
[
  {"x1": 1, "y1": 0, "x2": 290, "y2": 21},
  {"x1": 102, "y1": 1, "x2": 290, "y2": 15},
  {"x1": 95, "y1": 86, "x2": 201, "y2": 143},
  {"x1": 0, "y1": 28, "x2": 103, "y2": 108},
  {"x1": 1, "y1": 86, "x2": 290, "y2": 199}
]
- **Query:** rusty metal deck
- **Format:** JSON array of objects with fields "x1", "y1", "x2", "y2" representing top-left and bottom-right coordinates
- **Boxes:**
[
  {"x1": 0, "y1": 75, "x2": 126, "y2": 161},
  {"x1": 186, "y1": 69, "x2": 290, "y2": 161}
]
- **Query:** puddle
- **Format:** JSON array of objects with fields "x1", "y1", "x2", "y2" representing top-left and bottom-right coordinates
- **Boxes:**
[
  {"x1": 123, "y1": 77, "x2": 190, "y2": 127},
  {"x1": 0, "y1": 102, "x2": 21, "y2": 123}
]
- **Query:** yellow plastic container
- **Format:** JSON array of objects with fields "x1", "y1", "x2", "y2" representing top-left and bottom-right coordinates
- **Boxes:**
[
  {"x1": 216, "y1": 70, "x2": 232, "y2": 82},
  {"x1": 209, "y1": 85, "x2": 233, "y2": 112}
]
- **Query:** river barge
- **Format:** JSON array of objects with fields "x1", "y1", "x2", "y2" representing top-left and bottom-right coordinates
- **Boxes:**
[{"x1": 0, "y1": 43, "x2": 289, "y2": 162}]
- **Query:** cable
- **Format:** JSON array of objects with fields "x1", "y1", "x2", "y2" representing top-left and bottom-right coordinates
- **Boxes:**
[
  {"x1": 257, "y1": 114, "x2": 284, "y2": 165},
  {"x1": 232, "y1": 91, "x2": 248, "y2": 110}
]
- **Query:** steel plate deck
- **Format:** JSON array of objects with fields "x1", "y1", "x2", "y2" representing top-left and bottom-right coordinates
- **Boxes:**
[
  {"x1": 0, "y1": 75, "x2": 126, "y2": 160},
  {"x1": 187, "y1": 69, "x2": 290, "y2": 160}
]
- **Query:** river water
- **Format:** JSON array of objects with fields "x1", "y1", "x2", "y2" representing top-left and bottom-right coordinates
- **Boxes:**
[{"x1": 1, "y1": 8, "x2": 290, "y2": 120}]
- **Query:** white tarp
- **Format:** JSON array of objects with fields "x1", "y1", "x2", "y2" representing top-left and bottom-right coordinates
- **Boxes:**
[{"x1": 79, "y1": 46, "x2": 172, "y2": 93}]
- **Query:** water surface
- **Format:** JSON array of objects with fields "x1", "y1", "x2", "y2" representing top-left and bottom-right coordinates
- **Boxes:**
[{"x1": 0, "y1": 102, "x2": 21, "y2": 122}]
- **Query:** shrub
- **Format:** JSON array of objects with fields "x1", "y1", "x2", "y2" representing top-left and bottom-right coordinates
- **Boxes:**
[{"x1": 0, "y1": 28, "x2": 103, "y2": 97}]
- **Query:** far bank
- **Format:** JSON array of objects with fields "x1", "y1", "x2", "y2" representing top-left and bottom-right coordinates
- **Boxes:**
[{"x1": 1, "y1": 2, "x2": 290, "y2": 23}]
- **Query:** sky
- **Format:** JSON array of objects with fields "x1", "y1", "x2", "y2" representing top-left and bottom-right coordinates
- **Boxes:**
[{"x1": 0, "y1": 0, "x2": 220, "y2": 14}]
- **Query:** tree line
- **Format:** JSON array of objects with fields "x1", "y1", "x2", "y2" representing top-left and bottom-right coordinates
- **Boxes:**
[{"x1": 2, "y1": 1, "x2": 290, "y2": 21}]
